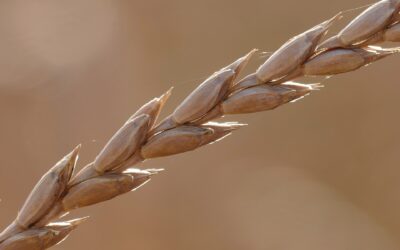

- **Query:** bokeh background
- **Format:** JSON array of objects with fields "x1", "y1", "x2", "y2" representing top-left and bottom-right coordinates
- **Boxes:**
[{"x1": 0, "y1": 0, "x2": 399, "y2": 249}]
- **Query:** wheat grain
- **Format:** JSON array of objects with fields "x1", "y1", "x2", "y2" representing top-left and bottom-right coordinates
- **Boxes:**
[{"x1": 0, "y1": 0, "x2": 399, "y2": 249}]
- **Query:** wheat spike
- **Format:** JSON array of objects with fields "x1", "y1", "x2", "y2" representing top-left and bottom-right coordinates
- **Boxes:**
[{"x1": 0, "y1": 0, "x2": 399, "y2": 249}]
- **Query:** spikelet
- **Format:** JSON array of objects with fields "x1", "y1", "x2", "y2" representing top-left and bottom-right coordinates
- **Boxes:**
[
  {"x1": 222, "y1": 82, "x2": 315, "y2": 114},
  {"x1": 0, "y1": 218, "x2": 87, "y2": 250},
  {"x1": 319, "y1": 0, "x2": 400, "y2": 49},
  {"x1": 302, "y1": 47, "x2": 399, "y2": 76},
  {"x1": 94, "y1": 114, "x2": 150, "y2": 173},
  {"x1": 63, "y1": 170, "x2": 156, "y2": 211},
  {"x1": 142, "y1": 123, "x2": 244, "y2": 159},
  {"x1": 152, "y1": 50, "x2": 256, "y2": 134},
  {"x1": 0, "y1": 146, "x2": 80, "y2": 244},
  {"x1": 256, "y1": 14, "x2": 339, "y2": 82}
]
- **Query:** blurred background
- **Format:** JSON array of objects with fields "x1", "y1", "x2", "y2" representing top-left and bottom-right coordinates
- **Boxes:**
[{"x1": 0, "y1": 0, "x2": 399, "y2": 249}]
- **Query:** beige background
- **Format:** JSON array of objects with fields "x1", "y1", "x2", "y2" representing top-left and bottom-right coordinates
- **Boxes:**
[{"x1": 0, "y1": 0, "x2": 399, "y2": 249}]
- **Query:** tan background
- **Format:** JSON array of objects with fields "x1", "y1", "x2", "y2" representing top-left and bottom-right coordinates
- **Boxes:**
[{"x1": 0, "y1": 0, "x2": 399, "y2": 249}]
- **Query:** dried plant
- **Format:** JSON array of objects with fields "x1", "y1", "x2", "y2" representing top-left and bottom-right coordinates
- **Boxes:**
[{"x1": 1, "y1": 0, "x2": 399, "y2": 249}]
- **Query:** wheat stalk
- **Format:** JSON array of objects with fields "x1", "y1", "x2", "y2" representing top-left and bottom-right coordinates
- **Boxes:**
[{"x1": 1, "y1": 0, "x2": 399, "y2": 249}]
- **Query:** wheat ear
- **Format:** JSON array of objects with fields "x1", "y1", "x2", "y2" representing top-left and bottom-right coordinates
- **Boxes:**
[{"x1": 1, "y1": 0, "x2": 399, "y2": 249}]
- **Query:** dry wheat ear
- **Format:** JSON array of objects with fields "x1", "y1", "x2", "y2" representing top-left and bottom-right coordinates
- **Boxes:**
[{"x1": 1, "y1": 0, "x2": 400, "y2": 249}]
